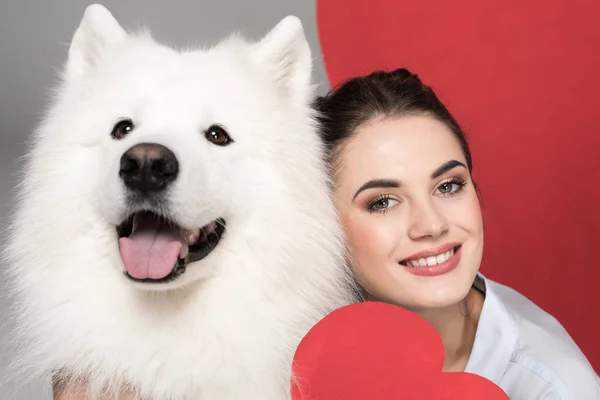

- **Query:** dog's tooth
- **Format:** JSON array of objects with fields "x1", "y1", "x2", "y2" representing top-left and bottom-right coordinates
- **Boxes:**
[
  {"x1": 186, "y1": 229, "x2": 201, "y2": 244},
  {"x1": 131, "y1": 214, "x2": 140, "y2": 232},
  {"x1": 179, "y1": 243, "x2": 189, "y2": 259}
]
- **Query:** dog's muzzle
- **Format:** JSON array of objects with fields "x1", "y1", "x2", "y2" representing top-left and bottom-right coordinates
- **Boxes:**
[{"x1": 115, "y1": 143, "x2": 226, "y2": 284}]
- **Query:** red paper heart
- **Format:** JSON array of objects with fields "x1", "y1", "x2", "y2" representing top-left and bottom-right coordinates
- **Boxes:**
[
  {"x1": 291, "y1": 302, "x2": 509, "y2": 399},
  {"x1": 316, "y1": 0, "x2": 600, "y2": 369}
]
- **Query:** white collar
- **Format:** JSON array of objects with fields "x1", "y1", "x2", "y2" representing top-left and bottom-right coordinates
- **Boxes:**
[{"x1": 464, "y1": 273, "x2": 518, "y2": 384}]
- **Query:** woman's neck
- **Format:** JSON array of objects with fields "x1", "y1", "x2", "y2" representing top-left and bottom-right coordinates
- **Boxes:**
[
  {"x1": 366, "y1": 287, "x2": 484, "y2": 372},
  {"x1": 416, "y1": 288, "x2": 484, "y2": 372}
]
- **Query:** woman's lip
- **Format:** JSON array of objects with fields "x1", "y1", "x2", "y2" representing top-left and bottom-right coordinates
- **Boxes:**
[
  {"x1": 400, "y1": 242, "x2": 461, "y2": 263},
  {"x1": 400, "y1": 246, "x2": 462, "y2": 277}
]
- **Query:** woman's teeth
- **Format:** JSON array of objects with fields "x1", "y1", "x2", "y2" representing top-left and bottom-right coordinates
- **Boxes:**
[{"x1": 401, "y1": 248, "x2": 455, "y2": 267}]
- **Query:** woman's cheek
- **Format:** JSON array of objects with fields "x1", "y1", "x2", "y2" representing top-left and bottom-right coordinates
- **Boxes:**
[
  {"x1": 347, "y1": 213, "x2": 398, "y2": 258},
  {"x1": 459, "y1": 192, "x2": 484, "y2": 233},
  {"x1": 436, "y1": 192, "x2": 480, "y2": 229}
]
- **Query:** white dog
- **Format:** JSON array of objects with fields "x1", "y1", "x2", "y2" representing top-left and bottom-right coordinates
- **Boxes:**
[{"x1": 2, "y1": 4, "x2": 357, "y2": 399}]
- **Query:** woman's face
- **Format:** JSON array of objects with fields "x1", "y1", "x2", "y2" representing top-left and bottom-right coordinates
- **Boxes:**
[{"x1": 334, "y1": 115, "x2": 484, "y2": 311}]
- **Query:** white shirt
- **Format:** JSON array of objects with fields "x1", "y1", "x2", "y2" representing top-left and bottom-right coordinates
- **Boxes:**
[{"x1": 465, "y1": 273, "x2": 600, "y2": 399}]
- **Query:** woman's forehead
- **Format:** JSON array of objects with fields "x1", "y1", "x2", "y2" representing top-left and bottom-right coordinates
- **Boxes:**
[{"x1": 336, "y1": 115, "x2": 467, "y2": 182}]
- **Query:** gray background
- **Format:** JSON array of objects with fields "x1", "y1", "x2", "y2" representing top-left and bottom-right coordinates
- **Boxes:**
[{"x1": 0, "y1": 1, "x2": 325, "y2": 398}]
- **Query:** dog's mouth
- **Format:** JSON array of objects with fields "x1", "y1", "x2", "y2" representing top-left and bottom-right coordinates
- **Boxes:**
[{"x1": 116, "y1": 211, "x2": 226, "y2": 283}]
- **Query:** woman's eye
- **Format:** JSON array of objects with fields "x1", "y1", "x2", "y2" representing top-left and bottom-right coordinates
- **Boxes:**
[
  {"x1": 439, "y1": 182, "x2": 454, "y2": 194},
  {"x1": 368, "y1": 197, "x2": 398, "y2": 211},
  {"x1": 436, "y1": 179, "x2": 466, "y2": 196}
]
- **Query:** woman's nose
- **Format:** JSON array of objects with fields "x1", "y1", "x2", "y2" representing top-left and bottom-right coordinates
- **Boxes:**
[{"x1": 407, "y1": 200, "x2": 449, "y2": 240}]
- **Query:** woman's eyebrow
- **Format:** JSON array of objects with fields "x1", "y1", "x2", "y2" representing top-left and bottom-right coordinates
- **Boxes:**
[
  {"x1": 353, "y1": 179, "x2": 402, "y2": 200},
  {"x1": 431, "y1": 160, "x2": 467, "y2": 179}
]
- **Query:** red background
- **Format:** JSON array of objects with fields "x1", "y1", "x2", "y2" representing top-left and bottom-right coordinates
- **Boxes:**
[{"x1": 317, "y1": 0, "x2": 600, "y2": 370}]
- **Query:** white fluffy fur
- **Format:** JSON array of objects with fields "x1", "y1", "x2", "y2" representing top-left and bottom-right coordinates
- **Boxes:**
[{"x1": 1, "y1": 4, "x2": 357, "y2": 399}]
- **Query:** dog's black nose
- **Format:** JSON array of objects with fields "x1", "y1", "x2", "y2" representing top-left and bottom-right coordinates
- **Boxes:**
[{"x1": 119, "y1": 143, "x2": 179, "y2": 193}]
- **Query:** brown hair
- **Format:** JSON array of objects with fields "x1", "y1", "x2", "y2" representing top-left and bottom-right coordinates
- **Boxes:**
[{"x1": 313, "y1": 68, "x2": 475, "y2": 181}]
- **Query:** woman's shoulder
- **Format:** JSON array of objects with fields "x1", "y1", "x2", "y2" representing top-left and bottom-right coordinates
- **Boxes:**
[{"x1": 482, "y1": 276, "x2": 600, "y2": 399}]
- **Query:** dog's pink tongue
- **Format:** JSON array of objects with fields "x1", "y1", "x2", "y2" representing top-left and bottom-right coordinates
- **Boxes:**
[{"x1": 119, "y1": 216, "x2": 187, "y2": 280}]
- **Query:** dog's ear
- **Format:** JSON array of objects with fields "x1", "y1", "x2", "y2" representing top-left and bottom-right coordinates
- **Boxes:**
[
  {"x1": 65, "y1": 4, "x2": 127, "y2": 81},
  {"x1": 254, "y1": 16, "x2": 313, "y2": 103}
]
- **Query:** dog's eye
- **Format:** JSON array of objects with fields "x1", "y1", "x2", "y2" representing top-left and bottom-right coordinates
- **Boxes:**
[
  {"x1": 205, "y1": 125, "x2": 232, "y2": 146},
  {"x1": 111, "y1": 119, "x2": 134, "y2": 140}
]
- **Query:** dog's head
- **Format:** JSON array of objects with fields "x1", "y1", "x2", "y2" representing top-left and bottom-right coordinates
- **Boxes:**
[{"x1": 25, "y1": 5, "x2": 327, "y2": 291}]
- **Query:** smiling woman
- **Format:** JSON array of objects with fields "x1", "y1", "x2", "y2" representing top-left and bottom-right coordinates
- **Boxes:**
[
  {"x1": 314, "y1": 68, "x2": 600, "y2": 399},
  {"x1": 336, "y1": 115, "x2": 483, "y2": 312}
]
